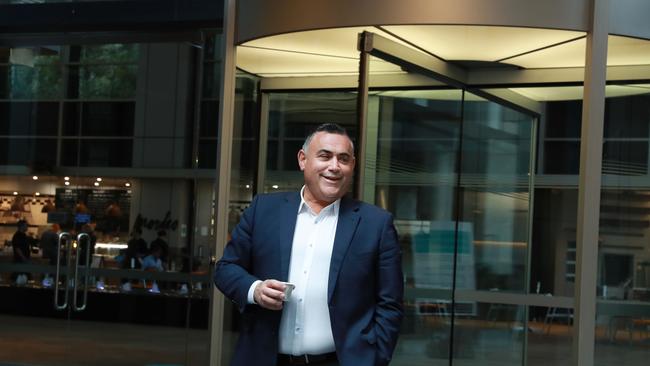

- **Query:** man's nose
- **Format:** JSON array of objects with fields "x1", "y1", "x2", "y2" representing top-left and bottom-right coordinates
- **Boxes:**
[{"x1": 328, "y1": 158, "x2": 341, "y2": 171}]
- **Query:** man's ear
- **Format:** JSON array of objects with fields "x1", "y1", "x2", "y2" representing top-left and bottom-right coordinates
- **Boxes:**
[{"x1": 297, "y1": 149, "x2": 306, "y2": 171}]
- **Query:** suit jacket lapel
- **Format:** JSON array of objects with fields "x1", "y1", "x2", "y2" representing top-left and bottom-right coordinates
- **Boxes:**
[
  {"x1": 328, "y1": 196, "x2": 360, "y2": 303},
  {"x1": 280, "y1": 192, "x2": 300, "y2": 282}
]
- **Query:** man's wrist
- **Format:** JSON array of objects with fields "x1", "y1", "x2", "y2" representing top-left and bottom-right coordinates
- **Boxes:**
[{"x1": 247, "y1": 280, "x2": 262, "y2": 304}]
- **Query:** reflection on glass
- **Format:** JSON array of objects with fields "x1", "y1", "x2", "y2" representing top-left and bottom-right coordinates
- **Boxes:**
[
  {"x1": 527, "y1": 305, "x2": 572, "y2": 366},
  {"x1": 264, "y1": 92, "x2": 357, "y2": 192},
  {"x1": 0, "y1": 38, "x2": 212, "y2": 365},
  {"x1": 460, "y1": 94, "x2": 533, "y2": 293},
  {"x1": 371, "y1": 88, "x2": 462, "y2": 365},
  {"x1": 594, "y1": 85, "x2": 650, "y2": 365}
]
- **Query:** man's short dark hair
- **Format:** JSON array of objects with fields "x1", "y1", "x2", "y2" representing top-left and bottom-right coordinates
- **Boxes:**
[{"x1": 302, "y1": 123, "x2": 354, "y2": 152}]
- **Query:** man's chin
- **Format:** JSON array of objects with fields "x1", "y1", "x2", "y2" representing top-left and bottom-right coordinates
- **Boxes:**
[{"x1": 320, "y1": 188, "x2": 345, "y2": 200}]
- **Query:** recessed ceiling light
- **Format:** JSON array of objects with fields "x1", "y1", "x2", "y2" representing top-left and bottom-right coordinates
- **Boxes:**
[
  {"x1": 64, "y1": 177, "x2": 70, "y2": 181},
  {"x1": 94, "y1": 182, "x2": 100, "y2": 186},
  {"x1": 96, "y1": 178, "x2": 102, "y2": 182},
  {"x1": 32, "y1": 176, "x2": 38, "y2": 180},
  {"x1": 13, "y1": 191, "x2": 18, "y2": 195},
  {"x1": 35, "y1": 192, "x2": 40, "y2": 196},
  {"x1": 125, "y1": 182, "x2": 131, "y2": 187},
  {"x1": 272, "y1": 185, "x2": 279, "y2": 189},
  {"x1": 64, "y1": 181, "x2": 70, "y2": 186}
]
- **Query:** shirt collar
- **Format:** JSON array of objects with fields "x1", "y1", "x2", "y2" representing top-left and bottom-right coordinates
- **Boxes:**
[{"x1": 298, "y1": 186, "x2": 340, "y2": 217}]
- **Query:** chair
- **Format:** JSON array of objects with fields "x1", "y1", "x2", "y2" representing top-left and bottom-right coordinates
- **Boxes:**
[{"x1": 544, "y1": 307, "x2": 573, "y2": 333}]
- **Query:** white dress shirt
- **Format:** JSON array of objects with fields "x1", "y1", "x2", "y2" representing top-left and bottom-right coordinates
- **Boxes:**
[{"x1": 247, "y1": 187, "x2": 340, "y2": 356}]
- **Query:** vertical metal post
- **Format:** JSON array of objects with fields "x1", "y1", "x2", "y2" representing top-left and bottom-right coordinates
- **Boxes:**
[
  {"x1": 574, "y1": 1, "x2": 609, "y2": 365},
  {"x1": 355, "y1": 31, "x2": 372, "y2": 200},
  {"x1": 523, "y1": 117, "x2": 538, "y2": 366},
  {"x1": 362, "y1": 96, "x2": 380, "y2": 204},
  {"x1": 209, "y1": 0, "x2": 237, "y2": 365},
  {"x1": 256, "y1": 92, "x2": 270, "y2": 193}
]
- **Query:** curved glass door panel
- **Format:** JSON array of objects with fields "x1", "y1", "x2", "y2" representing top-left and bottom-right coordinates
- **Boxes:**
[
  {"x1": 361, "y1": 38, "x2": 536, "y2": 365},
  {"x1": 452, "y1": 92, "x2": 535, "y2": 366},
  {"x1": 594, "y1": 82, "x2": 650, "y2": 363},
  {"x1": 459, "y1": 92, "x2": 534, "y2": 294},
  {"x1": 364, "y1": 54, "x2": 462, "y2": 365},
  {"x1": 0, "y1": 36, "x2": 216, "y2": 365}
]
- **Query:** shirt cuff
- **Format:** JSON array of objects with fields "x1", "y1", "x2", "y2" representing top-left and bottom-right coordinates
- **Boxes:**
[{"x1": 247, "y1": 280, "x2": 262, "y2": 304}]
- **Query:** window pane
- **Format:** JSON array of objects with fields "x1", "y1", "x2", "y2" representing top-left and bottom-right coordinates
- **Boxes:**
[
  {"x1": 68, "y1": 65, "x2": 137, "y2": 99},
  {"x1": 81, "y1": 102, "x2": 135, "y2": 136},
  {"x1": 604, "y1": 94, "x2": 650, "y2": 138},
  {"x1": 62, "y1": 102, "x2": 81, "y2": 136},
  {"x1": 0, "y1": 137, "x2": 56, "y2": 165},
  {"x1": 460, "y1": 94, "x2": 534, "y2": 292},
  {"x1": 78, "y1": 44, "x2": 139, "y2": 63},
  {"x1": 544, "y1": 100, "x2": 582, "y2": 138},
  {"x1": 198, "y1": 139, "x2": 217, "y2": 169},
  {"x1": 544, "y1": 141, "x2": 580, "y2": 174},
  {"x1": 200, "y1": 100, "x2": 219, "y2": 138},
  {"x1": 602, "y1": 141, "x2": 647, "y2": 176},
  {"x1": 0, "y1": 102, "x2": 59, "y2": 136},
  {"x1": 79, "y1": 139, "x2": 132, "y2": 167},
  {"x1": 265, "y1": 92, "x2": 356, "y2": 191}
]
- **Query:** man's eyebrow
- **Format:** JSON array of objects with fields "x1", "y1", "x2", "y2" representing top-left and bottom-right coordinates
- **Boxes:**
[{"x1": 316, "y1": 149, "x2": 352, "y2": 156}]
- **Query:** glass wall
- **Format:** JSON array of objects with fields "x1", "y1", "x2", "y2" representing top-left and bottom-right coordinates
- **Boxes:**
[
  {"x1": 262, "y1": 92, "x2": 357, "y2": 193},
  {"x1": 0, "y1": 33, "x2": 221, "y2": 365},
  {"x1": 254, "y1": 80, "x2": 539, "y2": 365},
  {"x1": 526, "y1": 81, "x2": 650, "y2": 365},
  {"x1": 591, "y1": 40, "x2": 650, "y2": 365}
]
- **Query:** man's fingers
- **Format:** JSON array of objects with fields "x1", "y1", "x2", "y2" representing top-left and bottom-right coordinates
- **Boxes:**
[
  {"x1": 262, "y1": 286, "x2": 285, "y2": 301},
  {"x1": 265, "y1": 280, "x2": 287, "y2": 291},
  {"x1": 260, "y1": 292, "x2": 283, "y2": 310},
  {"x1": 254, "y1": 279, "x2": 285, "y2": 310}
]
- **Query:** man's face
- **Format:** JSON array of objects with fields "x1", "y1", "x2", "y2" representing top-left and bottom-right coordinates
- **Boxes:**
[{"x1": 298, "y1": 132, "x2": 355, "y2": 207}]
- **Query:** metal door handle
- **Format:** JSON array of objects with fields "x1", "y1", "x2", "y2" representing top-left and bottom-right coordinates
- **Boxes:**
[
  {"x1": 54, "y1": 232, "x2": 71, "y2": 311},
  {"x1": 73, "y1": 233, "x2": 91, "y2": 312}
]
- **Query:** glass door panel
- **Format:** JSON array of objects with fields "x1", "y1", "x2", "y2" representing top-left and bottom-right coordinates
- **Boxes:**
[
  {"x1": 452, "y1": 92, "x2": 534, "y2": 366},
  {"x1": 0, "y1": 36, "x2": 216, "y2": 365},
  {"x1": 365, "y1": 55, "x2": 462, "y2": 365},
  {"x1": 361, "y1": 44, "x2": 536, "y2": 365}
]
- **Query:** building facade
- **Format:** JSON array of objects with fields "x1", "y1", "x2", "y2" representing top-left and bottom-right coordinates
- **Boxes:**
[{"x1": 0, "y1": 1, "x2": 649, "y2": 366}]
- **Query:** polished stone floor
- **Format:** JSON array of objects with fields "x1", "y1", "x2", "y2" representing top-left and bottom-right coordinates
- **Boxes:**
[
  {"x1": 0, "y1": 315, "x2": 209, "y2": 366},
  {"x1": 1, "y1": 315, "x2": 648, "y2": 366}
]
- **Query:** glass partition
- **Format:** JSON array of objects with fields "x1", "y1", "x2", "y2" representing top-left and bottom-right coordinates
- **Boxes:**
[
  {"x1": 0, "y1": 35, "x2": 219, "y2": 365},
  {"x1": 593, "y1": 60, "x2": 650, "y2": 364},
  {"x1": 354, "y1": 41, "x2": 539, "y2": 364}
]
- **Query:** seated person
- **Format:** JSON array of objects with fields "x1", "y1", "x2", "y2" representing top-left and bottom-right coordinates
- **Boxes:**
[{"x1": 141, "y1": 244, "x2": 164, "y2": 272}]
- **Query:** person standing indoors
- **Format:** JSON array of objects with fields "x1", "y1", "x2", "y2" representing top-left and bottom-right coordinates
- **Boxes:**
[
  {"x1": 12, "y1": 219, "x2": 31, "y2": 282},
  {"x1": 149, "y1": 230, "x2": 169, "y2": 266},
  {"x1": 215, "y1": 123, "x2": 403, "y2": 366}
]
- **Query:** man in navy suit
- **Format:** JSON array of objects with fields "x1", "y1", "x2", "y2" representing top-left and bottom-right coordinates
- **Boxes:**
[{"x1": 215, "y1": 123, "x2": 403, "y2": 366}]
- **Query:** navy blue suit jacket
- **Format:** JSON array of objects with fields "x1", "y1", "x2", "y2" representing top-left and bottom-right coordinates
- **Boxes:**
[{"x1": 214, "y1": 192, "x2": 403, "y2": 366}]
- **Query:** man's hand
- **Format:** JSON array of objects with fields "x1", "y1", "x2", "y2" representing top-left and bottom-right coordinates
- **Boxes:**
[{"x1": 253, "y1": 279, "x2": 287, "y2": 310}]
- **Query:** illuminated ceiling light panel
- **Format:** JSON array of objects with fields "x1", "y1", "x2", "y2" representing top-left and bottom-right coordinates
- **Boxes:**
[
  {"x1": 239, "y1": 25, "x2": 650, "y2": 76},
  {"x1": 607, "y1": 35, "x2": 650, "y2": 66},
  {"x1": 508, "y1": 84, "x2": 650, "y2": 102},
  {"x1": 506, "y1": 38, "x2": 586, "y2": 68},
  {"x1": 383, "y1": 25, "x2": 585, "y2": 61},
  {"x1": 374, "y1": 89, "x2": 487, "y2": 101},
  {"x1": 237, "y1": 46, "x2": 403, "y2": 77},
  {"x1": 507, "y1": 35, "x2": 650, "y2": 69},
  {"x1": 243, "y1": 26, "x2": 412, "y2": 60},
  {"x1": 239, "y1": 26, "x2": 419, "y2": 77}
]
